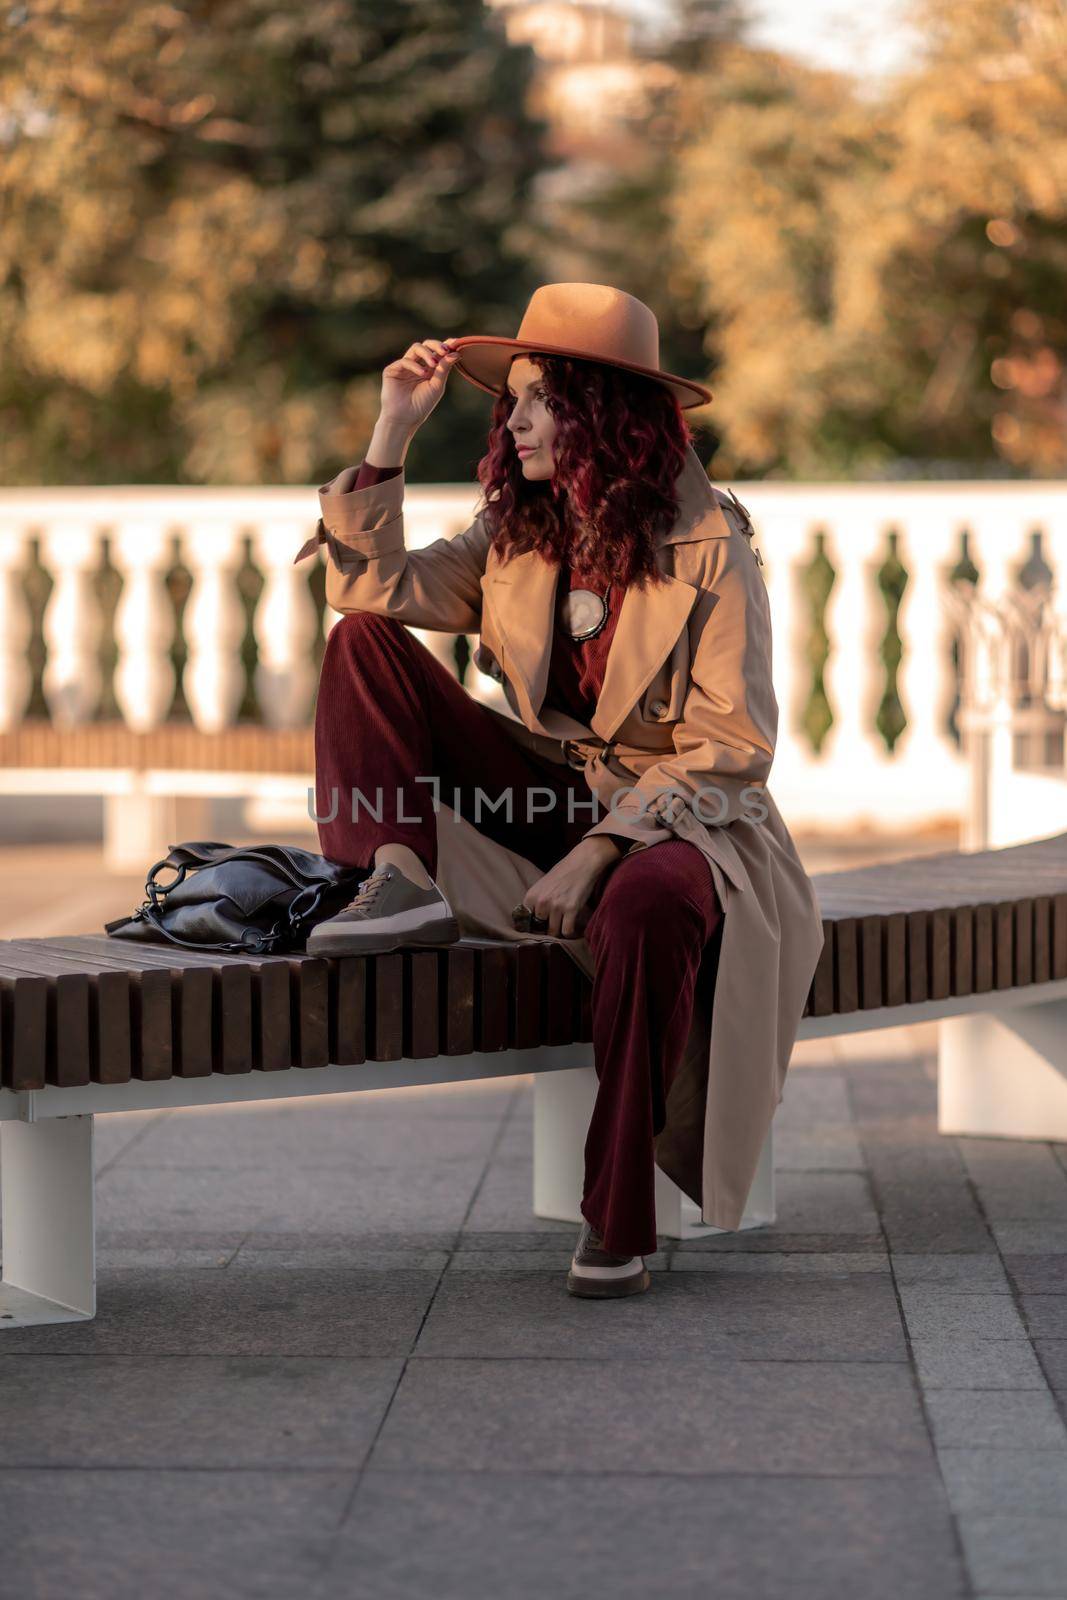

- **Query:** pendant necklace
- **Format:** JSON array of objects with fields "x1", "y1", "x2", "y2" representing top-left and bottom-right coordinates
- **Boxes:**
[{"x1": 558, "y1": 538, "x2": 611, "y2": 643}]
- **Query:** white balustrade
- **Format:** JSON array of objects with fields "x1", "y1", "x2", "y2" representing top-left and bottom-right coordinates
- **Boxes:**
[
  {"x1": 40, "y1": 519, "x2": 104, "y2": 726},
  {"x1": 893, "y1": 497, "x2": 970, "y2": 821},
  {"x1": 0, "y1": 528, "x2": 33, "y2": 730},
  {"x1": 252, "y1": 517, "x2": 320, "y2": 728},
  {"x1": 110, "y1": 513, "x2": 178, "y2": 731},
  {"x1": 179, "y1": 515, "x2": 248, "y2": 733},
  {"x1": 0, "y1": 480, "x2": 1062, "y2": 839}
]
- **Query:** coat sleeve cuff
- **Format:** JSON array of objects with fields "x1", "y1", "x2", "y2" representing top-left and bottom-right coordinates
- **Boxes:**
[
  {"x1": 292, "y1": 463, "x2": 408, "y2": 565},
  {"x1": 582, "y1": 800, "x2": 675, "y2": 851}
]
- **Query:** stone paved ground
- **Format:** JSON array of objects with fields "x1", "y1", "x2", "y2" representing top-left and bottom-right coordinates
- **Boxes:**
[{"x1": 1, "y1": 832, "x2": 1065, "y2": 1598}]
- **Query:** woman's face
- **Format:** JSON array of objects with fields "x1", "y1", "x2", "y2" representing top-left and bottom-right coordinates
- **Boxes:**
[{"x1": 505, "y1": 356, "x2": 556, "y2": 481}]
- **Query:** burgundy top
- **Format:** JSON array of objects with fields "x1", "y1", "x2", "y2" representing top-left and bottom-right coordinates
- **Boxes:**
[{"x1": 353, "y1": 458, "x2": 621, "y2": 727}]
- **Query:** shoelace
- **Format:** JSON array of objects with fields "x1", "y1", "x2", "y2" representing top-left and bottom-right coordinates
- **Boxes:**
[{"x1": 341, "y1": 867, "x2": 393, "y2": 915}]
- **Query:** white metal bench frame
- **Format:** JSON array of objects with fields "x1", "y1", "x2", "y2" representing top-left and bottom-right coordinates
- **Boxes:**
[{"x1": 2, "y1": 973, "x2": 1066, "y2": 1329}]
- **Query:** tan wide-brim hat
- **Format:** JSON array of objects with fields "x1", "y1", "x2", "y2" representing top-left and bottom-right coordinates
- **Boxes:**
[{"x1": 449, "y1": 282, "x2": 713, "y2": 410}]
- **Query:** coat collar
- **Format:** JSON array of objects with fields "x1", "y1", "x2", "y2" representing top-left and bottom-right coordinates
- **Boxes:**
[{"x1": 481, "y1": 445, "x2": 734, "y2": 742}]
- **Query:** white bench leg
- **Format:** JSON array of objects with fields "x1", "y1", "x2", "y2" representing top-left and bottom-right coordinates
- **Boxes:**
[
  {"x1": 0, "y1": 1114, "x2": 96, "y2": 1327},
  {"x1": 532, "y1": 1064, "x2": 776, "y2": 1239},
  {"x1": 939, "y1": 1000, "x2": 1067, "y2": 1141}
]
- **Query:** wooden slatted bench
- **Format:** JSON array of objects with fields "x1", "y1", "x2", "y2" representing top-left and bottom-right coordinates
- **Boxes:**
[{"x1": 2, "y1": 829, "x2": 1066, "y2": 1328}]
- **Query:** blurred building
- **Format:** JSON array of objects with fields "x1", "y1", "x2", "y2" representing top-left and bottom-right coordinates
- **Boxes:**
[{"x1": 488, "y1": 0, "x2": 678, "y2": 184}]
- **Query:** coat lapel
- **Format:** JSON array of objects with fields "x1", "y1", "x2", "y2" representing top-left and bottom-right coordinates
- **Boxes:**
[{"x1": 481, "y1": 445, "x2": 734, "y2": 742}]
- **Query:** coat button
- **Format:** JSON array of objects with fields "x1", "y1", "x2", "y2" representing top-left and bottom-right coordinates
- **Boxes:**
[{"x1": 649, "y1": 698, "x2": 669, "y2": 718}]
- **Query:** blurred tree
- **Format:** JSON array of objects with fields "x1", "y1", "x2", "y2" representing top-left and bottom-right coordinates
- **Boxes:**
[
  {"x1": 522, "y1": 0, "x2": 748, "y2": 464},
  {"x1": 667, "y1": 0, "x2": 1067, "y2": 478},
  {"x1": 0, "y1": 0, "x2": 555, "y2": 484}
]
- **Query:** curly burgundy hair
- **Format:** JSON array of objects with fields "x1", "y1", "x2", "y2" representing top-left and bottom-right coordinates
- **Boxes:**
[{"x1": 474, "y1": 354, "x2": 696, "y2": 593}]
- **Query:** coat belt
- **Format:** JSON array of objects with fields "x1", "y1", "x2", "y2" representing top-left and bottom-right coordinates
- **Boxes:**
[{"x1": 560, "y1": 737, "x2": 621, "y2": 771}]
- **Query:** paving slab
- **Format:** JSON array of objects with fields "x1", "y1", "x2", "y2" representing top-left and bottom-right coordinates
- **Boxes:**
[
  {"x1": 937, "y1": 1447, "x2": 1067, "y2": 1516},
  {"x1": 373, "y1": 1359, "x2": 934, "y2": 1477},
  {"x1": 892, "y1": 1253, "x2": 1012, "y2": 1290},
  {"x1": 956, "y1": 1512, "x2": 1067, "y2": 1596},
  {"x1": 1018, "y1": 1295, "x2": 1067, "y2": 1339},
  {"x1": 1033, "y1": 1340, "x2": 1067, "y2": 1395},
  {"x1": 874, "y1": 1182, "x2": 994, "y2": 1254},
  {"x1": 89, "y1": 1228, "x2": 247, "y2": 1271},
  {"x1": 668, "y1": 1250, "x2": 890, "y2": 1276},
  {"x1": 412, "y1": 1267, "x2": 908, "y2": 1362},
  {"x1": 96, "y1": 1158, "x2": 487, "y2": 1235},
  {"x1": 668, "y1": 1231, "x2": 886, "y2": 1254},
  {"x1": 910, "y1": 1336, "x2": 1049, "y2": 1390},
  {"x1": 0, "y1": 1268, "x2": 438, "y2": 1356},
  {"x1": 117, "y1": 1104, "x2": 505, "y2": 1168},
  {"x1": 897, "y1": 1286, "x2": 1029, "y2": 1340},
  {"x1": 957, "y1": 1140, "x2": 1067, "y2": 1223},
  {"x1": 445, "y1": 1249, "x2": 670, "y2": 1272},
  {"x1": 0, "y1": 1469, "x2": 349, "y2": 1600},
  {"x1": 461, "y1": 1155, "x2": 565, "y2": 1234},
  {"x1": 1004, "y1": 1254, "x2": 1067, "y2": 1294},
  {"x1": 992, "y1": 1221, "x2": 1067, "y2": 1256},
  {"x1": 324, "y1": 1468, "x2": 965, "y2": 1600},
  {"x1": 0, "y1": 1356, "x2": 402, "y2": 1468},
  {"x1": 924, "y1": 1390, "x2": 1067, "y2": 1451}
]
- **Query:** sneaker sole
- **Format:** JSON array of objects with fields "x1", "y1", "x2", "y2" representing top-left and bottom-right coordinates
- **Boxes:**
[
  {"x1": 306, "y1": 914, "x2": 461, "y2": 956},
  {"x1": 566, "y1": 1265, "x2": 651, "y2": 1298}
]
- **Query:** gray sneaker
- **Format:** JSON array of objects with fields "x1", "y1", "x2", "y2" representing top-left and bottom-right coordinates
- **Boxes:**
[
  {"x1": 566, "y1": 1220, "x2": 651, "y2": 1298},
  {"x1": 305, "y1": 863, "x2": 459, "y2": 955}
]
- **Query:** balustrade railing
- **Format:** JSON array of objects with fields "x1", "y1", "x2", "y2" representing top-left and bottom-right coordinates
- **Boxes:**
[{"x1": 2, "y1": 479, "x2": 1066, "y2": 836}]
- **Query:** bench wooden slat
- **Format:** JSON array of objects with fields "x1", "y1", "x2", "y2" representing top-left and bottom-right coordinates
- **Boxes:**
[
  {"x1": 859, "y1": 913, "x2": 883, "y2": 1010},
  {"x1": 370, "y1": 952, "x2": 403, "y2": 1062},
  {"x1": 882, "y1": 911, "x2": 906, "y2": 1009},
  {"x1": 973, "y1": 903, "x2": 994, "y2": 995},
  {"x1": 0, "y1": 972, "x2": 48, "y2": 1091},
  {"x1": 1012, "y1": 898, "x2": 1034, "y2": 988},
  {"x1": 444, "y1": 946, "x2": 476, "y2": 1056},
  {"x1": 1054, "y1": 892, "x2": 1067, "y2": 980},
  {"x1": 805, "y1": 923, "x2": 834, "y2": 1017},
  {"x1": 50, "y1": 972, "x2": 91, "y2": 1088},
  {"x1": 951, "y1": 906, "x2": 974, "y2": 998},
  {"x1": 330, "y1": 956, "x2": 367, "y2": 1067},
  {"x1": 834, "y1": 918, "x2": 859, "y2": 1013},
  {"x1": 128, "y1": 966, "x2": 172, "y2": 1081},
  {"x1": 995, "y1": 900, "x2": 1015, "y2": 990},
  {"x1": 511, "y1": 943, "x2": 544, "y2": 1049},
  {"x1": 545, "y1": 943, "x2": 579, "y2": 1044},
  {"x1": 406, "y1": 951, "x2": 440, "y2": 1060},
  {"x1": 477, "y1": 947, "x2": 510, "y2": 1052},
  {"x1": 904, "y1": 910, "x2": 927, "y2": 1005},
  {"x1": 928, "y1": 907, "x2": 951, "y2": 1001},
  {"x1": 177, "y1": 965, "x2": 215, "y2": 1077},
  {"x1": 1034, "y1": 894, "x2": 1051, "y2": 985},
  {"x1": 289, "y1": 955, "x2": 330, "y2": 1069}
]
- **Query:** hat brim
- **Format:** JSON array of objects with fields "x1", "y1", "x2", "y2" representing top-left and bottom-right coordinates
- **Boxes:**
[{"x1": 448, "y1": 335, "x2": 713, "y2": 409}]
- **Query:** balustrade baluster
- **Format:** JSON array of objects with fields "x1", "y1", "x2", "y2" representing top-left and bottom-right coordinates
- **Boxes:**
[
  {"x1": 180, "y1": 519, "x2": 247, "y2": 732},
  {"x1": 252, "y1": 519, "x2": 319, "y2": 727},
  {"x1": 40, "y1": 521, "x2": 103, "y2": 726},
  {"x1": 111, "y1": 515, "x2": 177, "y2": 730},
  {"x1": 0, "y1": 530, "x2": 33, "y2": 730}
]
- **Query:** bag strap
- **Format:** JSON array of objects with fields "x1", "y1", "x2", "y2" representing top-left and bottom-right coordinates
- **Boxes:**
[{"x1": 127, "y1": 893, "x2": 335, "y2": 956}]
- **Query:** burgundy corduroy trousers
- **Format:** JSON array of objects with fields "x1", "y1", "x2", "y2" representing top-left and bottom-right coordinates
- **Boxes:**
[{"x1": 313, "y1": 611, "x2": 724, "y2": 1257}]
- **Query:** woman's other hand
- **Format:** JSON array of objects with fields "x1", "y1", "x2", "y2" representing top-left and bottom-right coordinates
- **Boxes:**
[
  {"x1": 518, "y1": 836, "x2": 623, "y2": 939},
  {"x1": 380, "y1": 336, "x2": 462, "y2": 432}
]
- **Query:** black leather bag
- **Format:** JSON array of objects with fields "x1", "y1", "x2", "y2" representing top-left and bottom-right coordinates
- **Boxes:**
[{"x1": 103, "y1": 840, "x2": 365, "y2": 956}]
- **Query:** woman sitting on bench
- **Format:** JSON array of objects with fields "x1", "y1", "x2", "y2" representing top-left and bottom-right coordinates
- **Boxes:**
[{"x1": 295, "y1": 283, "x2": 823, "y2": 1301}]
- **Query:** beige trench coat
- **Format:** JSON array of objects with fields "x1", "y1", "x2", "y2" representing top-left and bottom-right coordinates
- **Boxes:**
[{"x1": 294, "y1": 445, "x2": 825, "y2": 1229}]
